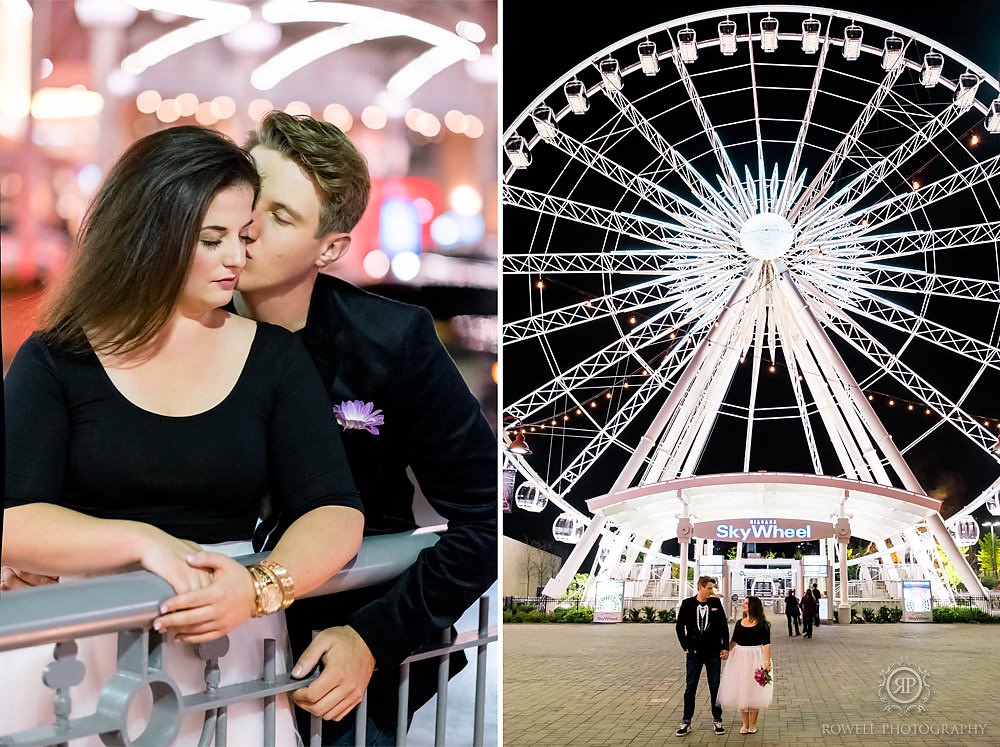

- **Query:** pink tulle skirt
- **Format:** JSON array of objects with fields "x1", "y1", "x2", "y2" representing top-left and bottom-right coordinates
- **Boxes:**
[
  {"x1": 716, "y1": 644, "x2": 773, "y2": 711},
  {"x1": 0, "y1": 541, "x2": 300, "y2": 746}
]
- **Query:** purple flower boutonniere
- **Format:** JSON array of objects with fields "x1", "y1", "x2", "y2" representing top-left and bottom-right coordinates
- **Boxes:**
[{"x1": 333, "y1": 400, "x2": 384, "y2": 435}]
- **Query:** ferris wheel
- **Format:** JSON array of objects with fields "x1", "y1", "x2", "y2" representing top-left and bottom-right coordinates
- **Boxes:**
[{"x1": 502, "y1": 6, "x2": 1000, "y2": 598}]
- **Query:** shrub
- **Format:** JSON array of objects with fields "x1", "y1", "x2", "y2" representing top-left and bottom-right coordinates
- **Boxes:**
[
  {"x1": 862, "y1": 607, "x2": 876, "y2": 623},
  {"x1": 932, "y1": 606, "x2": 998, "y2": 623},
  {"x1": 876, "y1": 606, "x2": 899, "y2": 624},
  {"x1": 641, "y1": 606, "x2": 657, "y2": 623},
  {"x1": 657, "y1": 608, "x2": 676, "y2": 623},
  {"x1": 625, "y1": 608, "x2": 642, "y2": 623},
  {"x1": 560, "y1": 607, "x2": 594, "y2": 623},
  {"x1": 503, "y1": 610, "x2": 513, "y2": 623},
  {"x1": 513, "y1": 610, "x2": 547, "y2": 623}
]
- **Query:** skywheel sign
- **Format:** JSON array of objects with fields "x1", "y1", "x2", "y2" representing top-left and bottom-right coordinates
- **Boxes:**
[{"x1": 693, "y1": 518, "x2": 835, "y2": 543}]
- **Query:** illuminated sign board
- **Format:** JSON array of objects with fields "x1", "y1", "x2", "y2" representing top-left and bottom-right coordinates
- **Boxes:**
[
  {"x1": 594, "y1": 579, "x2": 626, "y2": 623},
  {"x1": 802, "y1": 555, "x2": 829, "y2": 578},
  {"x1": 692, "y1": 518, "x2": 834, "y2": 543},
  {"x1": 697, "y1": 555, "x2": 724, "y2": 578},
  {"x1": 502, "y1": 467, "x2": 515, "y2": 514},
  {"x1": 902, "y1": 579, "x2": 933, "y2": 623}
]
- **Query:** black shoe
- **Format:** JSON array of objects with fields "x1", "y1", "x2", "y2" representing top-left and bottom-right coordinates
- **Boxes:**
[
  {"x1": 676, "y1": 722, "x2": 691, "y2": 736},
  {"x1": 714, "y1": 722, "x2": 726, "y2": 735}
]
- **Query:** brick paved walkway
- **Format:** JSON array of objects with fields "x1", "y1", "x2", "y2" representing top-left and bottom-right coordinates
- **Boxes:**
[{"x1": 503, "y1": 621, "x2": 999, "y2": 746}]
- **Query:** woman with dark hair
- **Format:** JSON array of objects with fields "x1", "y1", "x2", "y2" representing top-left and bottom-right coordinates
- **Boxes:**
[
  {"x1": 2, "y1": 126, "x2": 363, "y2": 745},
  {"x1": 716, "y1": 595, "x2": 773, "y2": 734}
]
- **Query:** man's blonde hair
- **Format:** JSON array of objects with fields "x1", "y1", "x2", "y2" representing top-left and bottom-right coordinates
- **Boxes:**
[{"x1": 246, "y1": 111, "x2": 371, "y2": 236}]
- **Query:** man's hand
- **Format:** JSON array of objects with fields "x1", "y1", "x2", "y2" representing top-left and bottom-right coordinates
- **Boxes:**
[
  {"x1": 0, "y1": 566, "x2": 58, "y2": 591},
  {"x1": 290, "y1": 626, "x2": 376, "y2": 721},
  {"x1": 720, "y1": 650, "x2": 729, "y2": 660}
]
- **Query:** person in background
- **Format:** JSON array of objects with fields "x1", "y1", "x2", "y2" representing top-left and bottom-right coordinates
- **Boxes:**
[
  {"x1": 235, "y1": 111, "x2": 497, "y2": 745},
  {"x1": 716, "y1": 596, "x2": 773, "y2": 735},
  {"x1": 2, "y1": 125, "x2": 364, "y2": 745},
  {"x1": 674, "y1": 576, "x2": 729, "y2": 737},
  {"x1": 800, "y1": 588, "x2": 817, "y2": 638},
  {"x1": 784, "y1": 588, "x2": 801, "y2": 636},
  {"x1": 811, "y1": 582, "x2": 822, "y2": 627}
]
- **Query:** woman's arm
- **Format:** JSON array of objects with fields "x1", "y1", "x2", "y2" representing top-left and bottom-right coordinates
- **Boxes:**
[
  {"x1": 763, "y1": 642, "x2": 772, "y2": 670},
  {"x1": 264, "y1": 505, "x2": 364, "y2": 595},
  {"x1": 2, "y1": 503, "x2": 210, "y2": 592},
  {"x1": 154, "y1": 505, "x2": 362, "y2": 643}
]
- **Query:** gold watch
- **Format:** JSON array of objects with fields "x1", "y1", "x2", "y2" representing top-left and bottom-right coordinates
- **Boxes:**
[
  {"x1": 259, "y1": 558, "x2": 295, "y2": 610},
  {"x1": 249, "y1": 564, "x2": 283, "y2": 617}
]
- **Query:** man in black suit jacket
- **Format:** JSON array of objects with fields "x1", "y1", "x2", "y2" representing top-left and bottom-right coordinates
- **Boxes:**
[
  {"x1": 235, "y1": 111, "x2": 497, "y2": 745},
  {"x1": 674, "y1": 577, "x2": 729, "y2": 737}
]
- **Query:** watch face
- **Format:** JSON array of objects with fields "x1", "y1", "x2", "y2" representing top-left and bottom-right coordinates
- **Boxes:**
[{"x1": 261, "y1": 584, "x2": 282, "y2": 613}]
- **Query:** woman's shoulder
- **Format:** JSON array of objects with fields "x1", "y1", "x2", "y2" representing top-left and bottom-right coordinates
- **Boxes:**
[
  {"x1": 233, "y1": 318, "x2": 314, "y2": 375},
  {"x1": 224, "y1": 316, "x2": 295, "y2": 348},
  {"x1": 11, "y1": 331, "x2": 84, "y2": 369}
]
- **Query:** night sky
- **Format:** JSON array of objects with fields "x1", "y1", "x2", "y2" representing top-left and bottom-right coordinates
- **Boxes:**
[{"x1": 501, "y1": 1, "x2": 1000, "y2": 559}]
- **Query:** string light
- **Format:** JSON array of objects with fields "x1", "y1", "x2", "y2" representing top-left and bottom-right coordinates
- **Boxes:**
[{"x1": 536, "y1": 280, "x2": 544, "y2": 289}]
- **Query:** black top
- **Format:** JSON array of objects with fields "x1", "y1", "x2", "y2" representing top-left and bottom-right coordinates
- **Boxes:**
[
  {"x1": 732, "y1": 619, "x2": 771, "y2": 647},
  {"x1": 675, "y1": 595, "x2": 730, "y2": 654},
  {"x1": 784, "y1": 594, "x2": 801, "y2": 615},
  {"x1": 801, "y1": 592, "x2": 818, "y2": 616},
  {"x1": 4, "y1": 323, "x2": 362, "y2": 542}
]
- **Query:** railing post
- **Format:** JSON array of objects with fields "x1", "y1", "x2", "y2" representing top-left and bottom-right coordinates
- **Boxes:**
[
  {"x1": 263, "y1": 638, "x2": 276, "y2": 746},
  {"x1": 396, "y1": 661, "x2": 411, "y2": 746},
  {"x1": 354, "y1": 692, "x2": 368, "y2": 747},
  {"x1": 473, "y1": 596, "x2": 489, "y2": 747},
  {"x1": 434, "y1": 629, "x2": 451, "y2": 746}
]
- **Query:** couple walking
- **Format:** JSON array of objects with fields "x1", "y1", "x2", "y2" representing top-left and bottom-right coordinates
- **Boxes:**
[
  {"x1": 674, "y1": 577, "x2": 773, "y2": 736},
  {"x1": 785, "y1": 585, "x2": 822, "y2": 637}
]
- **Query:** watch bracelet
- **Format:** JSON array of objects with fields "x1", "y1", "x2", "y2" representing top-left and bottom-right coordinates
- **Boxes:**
[
  {"x1": 248, "y1": 563, "x2": 280, "y2": 617},
  {"x1": 258, "y1": 558, "x2": 295, "y2": 609}
]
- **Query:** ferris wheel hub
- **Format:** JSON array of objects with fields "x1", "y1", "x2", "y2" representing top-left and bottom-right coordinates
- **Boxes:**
[{"x1": 739, "y1": 212, "x2": 795, "y2": 260}]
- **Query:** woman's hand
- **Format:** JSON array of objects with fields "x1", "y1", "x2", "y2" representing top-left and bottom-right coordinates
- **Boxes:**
[
  {"x1": 153, "y1": 551, "x2": 256, "y2": 643},
  {"x1": 137, "y1": 527, "x2": 211, "y2": 594}
]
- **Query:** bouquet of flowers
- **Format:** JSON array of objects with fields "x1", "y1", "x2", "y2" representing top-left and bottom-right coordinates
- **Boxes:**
[{"x1": 753, "y1": 666, "x2": 772, "y2": 688}]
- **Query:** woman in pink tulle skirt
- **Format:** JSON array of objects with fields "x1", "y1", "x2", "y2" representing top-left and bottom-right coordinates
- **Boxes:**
[{"x1": 716, "y1": 596, "x2": 773, "y2": 734}]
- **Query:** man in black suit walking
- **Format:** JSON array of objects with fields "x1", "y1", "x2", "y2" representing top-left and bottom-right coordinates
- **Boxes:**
[
  {"x1": 236, "y1": 111, "x2": 497, "y2": 745},
  {"x1": 674, "y1": 576, "x2": 730, "y2": 737}
]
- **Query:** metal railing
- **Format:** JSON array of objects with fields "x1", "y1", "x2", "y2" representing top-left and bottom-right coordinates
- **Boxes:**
[{"x1": 0, "y1": 532, "x2": 498, "y2": 746}]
